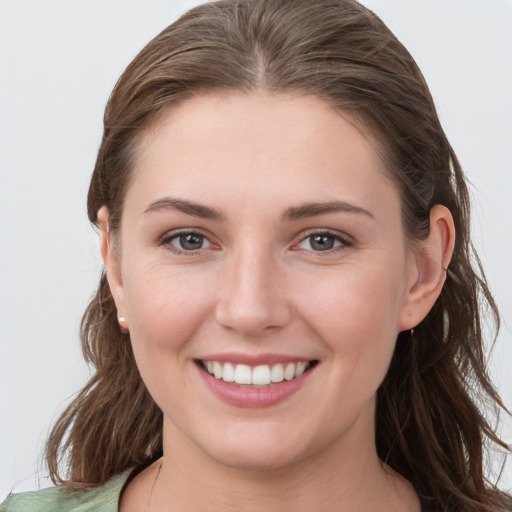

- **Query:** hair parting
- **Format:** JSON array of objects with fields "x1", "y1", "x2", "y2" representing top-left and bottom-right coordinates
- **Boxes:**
[{"x1": 45, "y1": 1, "x2": 511, "y2": 510}]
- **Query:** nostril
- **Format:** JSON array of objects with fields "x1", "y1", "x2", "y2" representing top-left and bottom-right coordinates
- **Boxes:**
[
  {"x1": 214, "y1": 302, "x2": 291, "y2": 335},
  {"x1": 214, "y1": 261, "x2": 292, "y2": 334}
]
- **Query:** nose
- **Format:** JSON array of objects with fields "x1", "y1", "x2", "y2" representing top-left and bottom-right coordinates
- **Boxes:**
[{"x1": 214, "y1": 247, "x2": 291, "y2": 336}]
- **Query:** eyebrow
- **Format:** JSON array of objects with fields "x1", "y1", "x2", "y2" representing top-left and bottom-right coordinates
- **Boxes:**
[
  {"x1": 144, "y1": 197, "x2": 224, "y2": 220},
  {"x1": 143, "y1": 197, "x2": 373, "y2": 221},
  {"x1": 283, "y1": 200, "x2": 374, "y2": 221}
]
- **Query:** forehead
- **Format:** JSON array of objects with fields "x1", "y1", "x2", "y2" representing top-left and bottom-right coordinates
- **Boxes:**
[{"x1": 126, "y1": 92, "x2": 399, "y2": 219}]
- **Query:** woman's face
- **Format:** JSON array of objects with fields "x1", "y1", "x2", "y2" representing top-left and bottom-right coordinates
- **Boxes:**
[{"x1": 104, "y1": 92, "x2": 423, "y2": 471}]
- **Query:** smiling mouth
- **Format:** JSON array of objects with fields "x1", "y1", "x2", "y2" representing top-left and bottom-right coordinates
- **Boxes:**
[{"x1": 196, "y1": 360, "x2": 318, "y2": 387}]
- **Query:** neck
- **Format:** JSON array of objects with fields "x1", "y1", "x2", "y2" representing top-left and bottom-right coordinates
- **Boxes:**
[{"x1": 138, "y1": 415, "x2": 419, "y2": 512}]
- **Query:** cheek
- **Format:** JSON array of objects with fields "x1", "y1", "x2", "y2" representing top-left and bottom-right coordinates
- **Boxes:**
[
  {"x1": 125, "y1": 257, "x2": 209, "y2": 326},
  {"x1": 298, "y1": 258, "x2": 405, "y2": 329},
  {"x1": 122, "y1": 262, "x2": 215, "y2": 382},
  {"x1": 295, "y1": 259, "x2": 406, "y2": 384}
]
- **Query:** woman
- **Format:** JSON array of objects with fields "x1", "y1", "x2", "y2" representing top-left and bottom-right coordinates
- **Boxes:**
[{"x1": 2, "y1": 0, "x2": 510, "y2": 510}]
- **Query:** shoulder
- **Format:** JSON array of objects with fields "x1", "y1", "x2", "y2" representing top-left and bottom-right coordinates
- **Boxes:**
[{"x1": 0, "y1": 473, "x2": 129, "y2": 512}]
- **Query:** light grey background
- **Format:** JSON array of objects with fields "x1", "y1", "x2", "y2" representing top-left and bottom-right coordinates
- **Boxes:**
[{"x1": 1, "y1": 0, "x2": 511, "y2": 496}]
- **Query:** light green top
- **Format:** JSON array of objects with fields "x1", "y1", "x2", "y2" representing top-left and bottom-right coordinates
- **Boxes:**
[{"x1": 0, "y1": 473, "x2": 129, "y2": 512}]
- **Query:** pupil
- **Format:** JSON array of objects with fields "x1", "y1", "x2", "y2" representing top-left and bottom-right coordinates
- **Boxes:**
[
  {"x1": 311, "y1": 234, "x2": 334, "y2": 251},
  {"x1": 180, "y1": 233, "x2": 203, "y2": 250}
]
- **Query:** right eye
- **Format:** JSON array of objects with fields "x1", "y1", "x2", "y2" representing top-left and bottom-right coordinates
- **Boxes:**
[{"x1": 160, "y1": 231, "x2": 215, "y2": 253}]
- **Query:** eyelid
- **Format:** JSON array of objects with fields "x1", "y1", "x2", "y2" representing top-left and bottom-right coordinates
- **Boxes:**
[
  {"x1": 156, "y1": 227, "x2": 353, "y2": 255},
  {"x1": 292, "y1": 229, "x2": 354, "y2": 253},
  {"x1": 157, "y1": 228, "x2": 220, "y2": 254}
]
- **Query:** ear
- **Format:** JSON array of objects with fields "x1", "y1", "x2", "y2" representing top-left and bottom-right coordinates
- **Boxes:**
[
  {"x1": 398, "y1": 205, "x2": 456, "y2": 331},
  {"x1": 97, "y1": 206, "x2": 128, "y2": 326}
]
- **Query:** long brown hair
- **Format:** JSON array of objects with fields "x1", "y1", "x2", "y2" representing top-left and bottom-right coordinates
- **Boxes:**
[{"x1": 45, "y1": 1, "x2": 511, "y2": 509}]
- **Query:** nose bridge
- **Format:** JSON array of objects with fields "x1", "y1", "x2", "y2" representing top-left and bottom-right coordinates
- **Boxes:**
[{"x1": 215, "y1": 239, "x2": 290, "y2": 335}]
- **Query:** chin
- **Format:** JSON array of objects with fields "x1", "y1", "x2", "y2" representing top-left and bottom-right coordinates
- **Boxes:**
[
  {"x1": 205, "y1": 442, "x2": 310, "y2": 473},
  {"x1": 191, "y1": 419, "x2": 324, "y2": 473}
]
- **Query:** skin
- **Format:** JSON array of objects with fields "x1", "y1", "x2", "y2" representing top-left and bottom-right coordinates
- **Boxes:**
[{"x1": 99, "y1": 92, "x2": 455, "y2": 511}]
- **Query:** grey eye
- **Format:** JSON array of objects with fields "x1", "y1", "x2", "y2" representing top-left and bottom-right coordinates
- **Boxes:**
[
  {"x1": 296, "y1": 232, "x2": 346, "y2": 252},
  {"x1": 308, "y1": 234, "x2": 337, "y2": 251},
  {"x1": 173, "y1": 233, "x2": 206, "y2": 251}
]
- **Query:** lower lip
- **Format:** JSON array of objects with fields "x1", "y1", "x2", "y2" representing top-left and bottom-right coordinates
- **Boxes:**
[{"x1": 197, "y1": 365, "x2": 314, "y2": 408}]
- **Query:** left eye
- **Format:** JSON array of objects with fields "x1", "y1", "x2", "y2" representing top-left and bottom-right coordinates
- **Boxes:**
[
  {"x1": 169, "y1": 232, "x2": 211, "y2": 251},
  {"x1": 296, "y1": 233, "x2": 346, "y2": 252}
]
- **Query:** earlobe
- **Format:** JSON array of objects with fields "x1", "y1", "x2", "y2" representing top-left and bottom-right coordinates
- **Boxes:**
[
  {"x1": 97, "y1": 206, "x2": 128, "y2": 325},
  {"x1": 398, "y1": 205, "x2": 456, "y2": 331}
]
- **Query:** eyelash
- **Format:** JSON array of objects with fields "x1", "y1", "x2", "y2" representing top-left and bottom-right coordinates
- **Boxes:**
[
  {"x1": 158, "y1": 229, "x2": 216, "y2": 255},
  {"x1": 158, "y1": 229, "x2": 353, "y2": 255},
  {"x1": 294, "y1": 230, "x2": 353, "y2": 255}
]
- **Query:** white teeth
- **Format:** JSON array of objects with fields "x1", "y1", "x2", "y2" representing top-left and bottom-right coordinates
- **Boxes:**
[
  {"x1": 284, "y1": 363, "x2": 295, "y2": 381},
  {"x1": 234, "y1": 364, "x2": 252, "y2": 384},
  {"x1": 203, "y1": 360, "x2": 312, "y2": 385},
  {"x1": 252, "y1": 365, "x2": 271, "y2": 385},
  {"x1": 223, "y1": 362, "x2": 235, "y2": 382},
  {"x1": 213, "y1": 361, "x2": 223, "y2": 379},
  {"x1": 295, "y1": 362, "x2": 307, "y2": 377},
  {"x1": 271, "y1": 363, "x2": 284, "y2": 383}
]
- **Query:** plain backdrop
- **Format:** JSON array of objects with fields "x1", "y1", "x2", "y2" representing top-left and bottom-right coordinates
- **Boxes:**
[{"x1": 1, "y1": 0, "x2": 511, "y2": 496}]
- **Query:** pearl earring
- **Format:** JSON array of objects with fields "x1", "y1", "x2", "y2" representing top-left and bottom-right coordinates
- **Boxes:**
[{"x1": 118, "y1": 316, "x2": 128, "y2": 331}]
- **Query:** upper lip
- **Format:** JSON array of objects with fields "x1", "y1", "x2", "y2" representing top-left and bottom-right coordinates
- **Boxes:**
[{"x1": 196, "y1": 353, "x2": 317, "y2": 366}]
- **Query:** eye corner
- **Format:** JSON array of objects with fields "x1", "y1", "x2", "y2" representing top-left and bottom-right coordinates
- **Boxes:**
[
  {"x1": 292, "y1": 229, "x2": 354, "y2": 255},
  {"x1": 157, "y1": 229, "x2": 221, "y2": 255}
]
